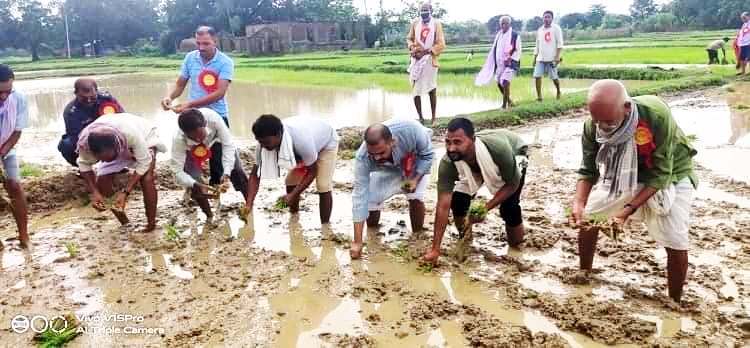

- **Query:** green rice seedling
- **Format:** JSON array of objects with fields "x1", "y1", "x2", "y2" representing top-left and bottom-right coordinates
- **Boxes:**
[
  {"x1": 165, "y1": 225, "x2": 181, "y2": 242},
  {"x1": 33, "y1": 314, "x2": 80, "y2": 348},
  {"x1": 64, "y1": 242, "x2": 78, "y2": 258},
  {"x1": 469, "y1": 200, "x2": 488, "y2": 221}
]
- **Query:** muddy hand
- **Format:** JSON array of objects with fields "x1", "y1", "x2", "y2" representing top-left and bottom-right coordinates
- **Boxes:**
[
  {"x1": 423, "y1": 249, "x2": 440, "y2": 264},
  {"x1": 91, "y1": 192, "x2": 107, "y2": 212},
  {"x1": 570, "y1": 201, "x2": 585, "y2": 226},
  {"x1": 114, "y1": 192, "x2": 128, "y2": 212},
  {"x1": 161, "y1": 97, "x2": 173, "y2": 111}
]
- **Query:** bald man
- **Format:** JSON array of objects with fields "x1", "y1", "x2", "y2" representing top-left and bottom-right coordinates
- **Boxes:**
[
  {"x1": 571, "y1": 80, "x2": 697, "y2": 303},
  {"x1": 350, "y1": 119, "x2": 434, "y2": 259},
  {"x1": 58, "y1": 78, "x2": 124, "y2": 167}
]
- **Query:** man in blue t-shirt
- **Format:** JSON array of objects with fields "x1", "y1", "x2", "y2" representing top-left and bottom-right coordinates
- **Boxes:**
[{"x1": 162, "y1": 26, "x2": 234, "y2": 125}]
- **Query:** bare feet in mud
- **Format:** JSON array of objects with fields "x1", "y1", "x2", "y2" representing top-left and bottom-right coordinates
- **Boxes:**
[
  {"x1": 423, "y1": 249, "x2": 440, "y2": 264},
  {"x1": 350, "y1": 242, "x2": 363, "y2": 259}
]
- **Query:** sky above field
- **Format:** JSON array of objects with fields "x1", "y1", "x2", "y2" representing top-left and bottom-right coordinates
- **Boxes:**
[{"x1": 356, "y1": 0, "x2": 672, "y2": 22}]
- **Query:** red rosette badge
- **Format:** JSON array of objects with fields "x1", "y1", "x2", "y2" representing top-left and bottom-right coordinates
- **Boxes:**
[
  {"x1": 191, "y1": 144, "x2": 212, "y2": 166},
  {"x1": 98, "y1": 101, "x2": 119, "y2": 116},
  {"x1": 198, "y1": 69, "x2": 219, "y2": 93}
]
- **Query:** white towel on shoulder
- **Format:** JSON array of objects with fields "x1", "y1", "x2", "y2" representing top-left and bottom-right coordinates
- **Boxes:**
[
  {"x1": 258, "y1": 125, "x2": 296, "y2": 180},
  {"x1": 454, "y1": 138, "x2": 506, "y2": 195}
]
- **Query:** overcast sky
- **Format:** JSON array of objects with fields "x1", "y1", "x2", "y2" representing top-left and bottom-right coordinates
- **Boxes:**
[{"x1": 356, "y1": 0, "x2": 671, "y2": 22}]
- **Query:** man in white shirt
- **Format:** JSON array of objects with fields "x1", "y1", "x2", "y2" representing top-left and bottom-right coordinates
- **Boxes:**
[
  {"x1": 77, "y1": 113, "x2": 167, "y2": 232},
  {"x1": 247, "y1": 114, "x2": 339, "y2": 224},
  {"x1": 475, "y1": 16, "x2": 521, "y2": 110},
  {"x1": 533, "y1": 10, "x2": 564, "y2": 101},
  {"x1": 171, "y1": 108, "x2": 248, "y2": 219}
]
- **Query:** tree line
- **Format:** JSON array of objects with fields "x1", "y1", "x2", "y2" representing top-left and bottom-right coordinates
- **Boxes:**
[{"x1": 0, "y1": 0, "x2": 747, "y2": 61}]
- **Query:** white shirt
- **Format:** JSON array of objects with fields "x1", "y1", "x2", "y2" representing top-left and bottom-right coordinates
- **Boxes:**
[
  {"x1": 496, "y1": 29, "x2": 522, "y2": 62},
  {"x1": 283, "y1": 116, "x2": 338, "y2": 166},
  {"x1": 171, "y1": 108, "x2": 236, "y2": 188},
  {"x1": 77, "y1": 113, "x2": 164, "y2": 175},
  {"x1": 534, "y1": 24, "x2": 564, "y2": 62},
  {"x1": 740, "y1": 22, "x2": 750, "y2": 47}
]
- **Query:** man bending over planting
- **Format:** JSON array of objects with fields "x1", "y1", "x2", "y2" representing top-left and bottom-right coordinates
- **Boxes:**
[
  {"x1": 77, "y1": 113, "x2": 166, "y2": 232},
  {"x1": 570, "y1": 79, "x2": 697, "y2": 303},
  {"x1": 171, "y1": 108, "x2": 248, "y2": 219},
  {"x1": 424, "y1": 117, "x2": 528, "y2": 264},
  {"x1": 350, "y1": 119, "x2": 433, "y2": 259},
  {"x1": 246, "y1": 115, "x2": 339, "y2": 224}
]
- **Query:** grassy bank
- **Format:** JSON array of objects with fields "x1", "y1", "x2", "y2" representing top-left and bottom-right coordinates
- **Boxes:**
[{"x1": 455, "y1": 74, "x2": 726, "y2": 129}]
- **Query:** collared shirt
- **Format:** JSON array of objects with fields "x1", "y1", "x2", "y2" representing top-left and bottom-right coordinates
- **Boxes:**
[
  {"x1": 283, "y1": 116, "x2": 338, "y2": 166},
  {"x1": 534, "y1": 24, "x2": 564, "y2": 62},
  {"x1": 351, "y1": 118, "x2": 434, "y2": 222},
  {"x1": 180, "y1": 49, "x2": 234, "y2": 119},
  {"x1": 77, "y1": 113, "x2": 163, "y2": 176},
  {"x1": 578, "y1": 95, "x2": 698, "y2": 190},
  {"x1": 0, "y1": 91, "x2": 28, "y2": 157},
  {"x1": 437, "y1": 130, "x2": 527, "y2": 193},
  {"x1": 61, "y1": 93, "x2": 124, "y2": 145},
  {"x1": 171, "y1": 108, "x2": 236, "y2": 188}
]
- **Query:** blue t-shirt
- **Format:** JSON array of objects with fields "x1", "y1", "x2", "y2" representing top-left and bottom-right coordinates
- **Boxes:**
[
  {"x1": 180, "y1": 50, "x2": 234, "y2": 119},
  {"x1": 1, "y1": 91, "x2": 28, "y2": 157}
]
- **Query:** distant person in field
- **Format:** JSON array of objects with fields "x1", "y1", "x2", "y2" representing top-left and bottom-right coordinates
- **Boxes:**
[
  {"x1": 77, "y1": 113, "x2": 166, "y2": 232},
  {"x1": 533, "y1": 10, "x2": 564, "y2": 101},
  {"x1": 58, "y1": 78, "x2": 124, "y2": 167},
  {"x1": 706, "y1": 37, "x2": 730, "y2": 65},
  {"x1": 162, "y1": 26, "x2": 234, "y2": 125},
  {"x1": 476, "y1": 16, "x2": 521, "y2": 110},
  {"x1": 406, "y1": 2, "x2": 446, "y2": 127},
  {"x1": 571, "y1": 80, "x2": 697, "y2": 303},
  {"x1": 0, "y1": 64, "x2": 29, "y2": 248},
  {"x1": 738, "y1": 12, "x2": 750, "y2": 75}
]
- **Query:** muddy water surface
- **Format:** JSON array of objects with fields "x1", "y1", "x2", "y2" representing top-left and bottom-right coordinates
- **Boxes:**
[{"x1": 1, "y1": 85, "x2": 750, "y2": 347}]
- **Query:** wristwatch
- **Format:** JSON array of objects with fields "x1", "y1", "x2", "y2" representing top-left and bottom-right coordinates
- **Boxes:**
[{"x1": 624, "y1": 203, "x2": 635, "y2": 211}]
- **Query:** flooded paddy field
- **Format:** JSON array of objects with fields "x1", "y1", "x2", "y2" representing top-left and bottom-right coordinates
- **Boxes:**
[{"x1": 0, "y1": 79, "x2": 749, "y2": 347}]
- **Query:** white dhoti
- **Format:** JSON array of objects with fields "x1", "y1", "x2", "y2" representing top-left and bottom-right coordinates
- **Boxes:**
[
  {"x1": 409, "y1": 56, "x2": 438, "y2": 97},
  {"x1": 586, "y1": 177, "x2": 695, "y2": 250}
]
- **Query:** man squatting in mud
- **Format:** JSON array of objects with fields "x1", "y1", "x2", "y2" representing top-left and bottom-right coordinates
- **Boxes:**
[
  {"x1": 58, "y1": 78, "x2": 124, "y2": 167},
  {"x1": 571, "y1": 79, "x2": 697, "y2": 302},
  {"x1": 423, "y1": 117, "x2": 529, "y2": 264}
]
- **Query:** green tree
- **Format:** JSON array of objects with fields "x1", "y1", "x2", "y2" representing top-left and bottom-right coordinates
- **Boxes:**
[
  {"x1": 601, "y1": 14, "x2": 631, "y2": 29},
  {"x1": 629, "y1": 0, "x2": 658, "y2": 22},
  {"x1": 559, "y1": 12, "x2": 588, "y2": 29},
  {"x1": 0, "y1": 0, "x2": 21, "y2": 49},
  {"x1": 17, "y1": 0, "x2": 57, "y2": 61},
  {"x1": 587, "y1": 4, "x2": 607, "y2": 29},
  {"x1": 525, "y1": 16, "x2": 544, "y2": 32}
]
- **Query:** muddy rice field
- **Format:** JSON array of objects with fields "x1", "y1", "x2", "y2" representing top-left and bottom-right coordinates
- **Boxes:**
[{"x1": 1, "y1": 85, "x2": 750, "y2": 347}]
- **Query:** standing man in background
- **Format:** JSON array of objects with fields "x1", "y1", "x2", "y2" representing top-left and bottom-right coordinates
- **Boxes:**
[
  {"x1": 737, "y1": 12, "x2": 750, "y2": 76},
  {"x1": 476, "y1": 16, "x2": 521, "y2": 110},
  {"x1": 407, "y1": 3, "x2": 446, "y2": 127},
  {"x1": 533, "y1": 10, "x2": 564, "y2": 102},
  {"x1": 162, "y1": 26, "x2": 234, "y2": 125}
]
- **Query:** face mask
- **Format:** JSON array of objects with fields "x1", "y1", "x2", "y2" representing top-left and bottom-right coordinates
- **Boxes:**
[{"x1": 421, "y1": 12, "x2": 431, "y2": 21}]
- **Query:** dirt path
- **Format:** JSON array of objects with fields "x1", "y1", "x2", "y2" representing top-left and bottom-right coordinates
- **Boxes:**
[{"x1": 1, "y1": 86, "x2": 749, "y2": 347}]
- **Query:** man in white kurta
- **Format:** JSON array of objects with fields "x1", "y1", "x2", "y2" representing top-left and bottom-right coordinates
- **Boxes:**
[
  {"x1": 476, "y1": 16, "x2": 522, "y2": 110},
  {"x1": 406, "y1": 3, "x2": 446, "y2": 127}
]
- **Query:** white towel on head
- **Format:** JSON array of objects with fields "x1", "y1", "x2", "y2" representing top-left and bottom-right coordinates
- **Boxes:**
[
  {"x1": 454, "y1": 138, "x2": 506, "y2": 195},
  {"x1": 257, "y1": 125, "x2": 296, "y2": 180}
]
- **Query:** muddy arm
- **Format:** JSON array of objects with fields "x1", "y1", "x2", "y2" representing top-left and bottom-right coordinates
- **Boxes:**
[
  {"x1": 485, "y1": 182, "x2": 519, "y2": 211},
  {"x1": 0, "y1": 131, "x2": 21, "y2": 157},
  {"x1": 245, "y1": 165, "x2": 261, "y2": 209},
  {"x1": 428, "y1": 191, "x2": 453, "y2": 253},
  {"x1": 571, "y1": 180, "x2": 594, "y2": 224}
]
